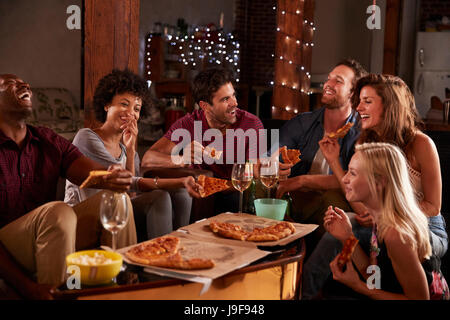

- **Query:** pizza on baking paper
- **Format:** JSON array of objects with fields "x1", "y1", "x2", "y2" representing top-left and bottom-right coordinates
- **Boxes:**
[
  {"x1": 280, "y1": 146, "x2": 301, "y2": 165},
  {"x1": 327, "y1": 122, "x2": 354, "y2": 139},
  {"x1": 336, "y1": 235, "x2": 359, "y2": 269},
  {"x1": 209, "y1": 220, "x2": 296, "y2": 242},
  {"x1": 125, "y1": 236, "x2": 215, "y2": 270},
  {"x1": 197, "y1": 174, "x2": 231, "y2": 198},
  {"x1": 79, "y1": 170, "x2": 112, "y2": 189}
]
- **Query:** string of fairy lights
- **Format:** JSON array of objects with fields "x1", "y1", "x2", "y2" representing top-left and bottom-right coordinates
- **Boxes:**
[
  {"x1": 270, "y1": 2, "x2": 316, "y2": 116},
  {"x1": 145, "y1": 26, "x2": 241, "y2": 83},
  {"x1": 144, "y1": 2, "x2": 315, "y2": 117}
]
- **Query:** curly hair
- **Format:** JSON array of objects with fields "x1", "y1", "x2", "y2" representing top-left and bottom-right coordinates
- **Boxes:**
[
  {"x1": 352, "y1": 74, "x2": 422, "y2": 150},
  {"x1": 191, "y1": 67, "x2": 235, "y2": 105},
  {"x1": 93, "y1": 69, "x2": 150, "y2": 122}
]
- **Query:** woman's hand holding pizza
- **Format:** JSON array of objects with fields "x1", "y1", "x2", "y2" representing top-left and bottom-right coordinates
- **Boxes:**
[
  {"x1": 330, "y1": 254, "x2": 363, "y2": 291},
  {"x1": 183, "y1": 176, "x2": 203, "y2": 198}
]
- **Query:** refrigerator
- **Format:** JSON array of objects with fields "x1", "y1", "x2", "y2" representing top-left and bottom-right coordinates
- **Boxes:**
[{"x1": 413, "y1": 32, "x2": 450, "y2": 119}]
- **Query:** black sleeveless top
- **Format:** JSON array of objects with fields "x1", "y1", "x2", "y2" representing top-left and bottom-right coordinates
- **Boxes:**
[{"x1": 377, "y1": 238, "x2": 439, "y2": 293}]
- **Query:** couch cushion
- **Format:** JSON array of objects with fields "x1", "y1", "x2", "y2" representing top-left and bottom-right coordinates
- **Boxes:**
[{"x1": 28, "y1": 87, "x2": 83, "y2": 140}]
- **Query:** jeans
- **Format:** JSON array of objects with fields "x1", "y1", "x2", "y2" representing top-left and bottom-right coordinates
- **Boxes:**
[
  {"x1": 429, "y1": 214, "x2": 448, "y2": 259},
  {"x1": 133, "y1": 189, "x2": 192, "y2": 241},
  {"x1": 301, "y1": 212, "x2": 372, "y2": 300}
]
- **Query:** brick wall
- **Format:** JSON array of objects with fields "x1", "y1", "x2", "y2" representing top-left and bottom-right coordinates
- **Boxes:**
[
  {"x1": 419, "y1": 0, "x2": 450, "y2": 31},
  {"x1": 235, "y1": 0, "x2": 276, "y2": 87}
]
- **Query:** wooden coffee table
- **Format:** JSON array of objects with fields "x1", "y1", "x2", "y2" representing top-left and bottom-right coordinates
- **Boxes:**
[{"x1": 51, "y1": 238, "x2": 305, "y2": 300}]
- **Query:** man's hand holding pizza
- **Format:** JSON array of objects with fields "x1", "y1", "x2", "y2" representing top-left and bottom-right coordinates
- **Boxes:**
[
  {"x1": 319, "y1": 136, "x2": 340, "y2": 167},
  {"x1": 102, "y1": 164, "x2": 133, "y2": 192},
  {"x1": 80, "y1": 164, "x2": 133, "y2": 192}
]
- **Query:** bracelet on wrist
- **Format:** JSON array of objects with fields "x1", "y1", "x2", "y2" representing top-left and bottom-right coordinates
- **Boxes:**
[{"x1": 154, "y1": 176, "x2": 159, "y2": 189}]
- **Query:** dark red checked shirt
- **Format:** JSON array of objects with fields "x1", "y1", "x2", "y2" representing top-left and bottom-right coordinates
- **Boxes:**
[
  {"x1": 164, "y1": 108, "x2": 264, "y2": 179},
  {"x1": 0, "y1": 126, "x2": 82, "y2": 228}
]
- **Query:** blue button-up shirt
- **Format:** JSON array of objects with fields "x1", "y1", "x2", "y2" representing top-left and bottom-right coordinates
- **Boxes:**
[{"x1": 279, "y1": 107, "x2": 360, "y2": 177}]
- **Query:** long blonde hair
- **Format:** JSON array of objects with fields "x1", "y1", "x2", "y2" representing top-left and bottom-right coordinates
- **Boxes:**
[{"x1": 356, "y1": 142, "x2": 431, "y2": 260}]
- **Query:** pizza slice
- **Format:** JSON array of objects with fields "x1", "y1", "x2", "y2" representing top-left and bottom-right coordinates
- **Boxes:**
[
  {"x1": 337, "y1": 235, "x2": 359, "y2": 269},
  {"x1": 246, "y1": 227, "x2": 279, "y2": 242},
  {"x1": 246, "y1": 221, "x2": 295, "y2": 242},
  {"x1": 209, "y1": 221, "x2": 249, "y2": 241},
  {"x1": 125, "y1": 236, "x2": 180, "y2": 264},
  {"x1": 79, "y1": 170, "x2": 112, "y2": 189},
  {"x1": 263, "y1": 221, "x2": 296, "y2": 238},
  {"x1": 328, "y1": 122, "x2": 354, "y2": 139},
  {"x1": 204, "y1": 145, "x2": 223, "y2": 160},
  {"x1": 140, "y1": 252, "x2": 215, "y2": 270},
  {"x1": 197, "y1": 175, "x2": 230, "y2": 198},
  {"x1": 280, "y1": 146, "x2": 301, "y2": 165}
]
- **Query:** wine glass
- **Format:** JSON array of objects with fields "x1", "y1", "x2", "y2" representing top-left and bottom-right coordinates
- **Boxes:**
[
  {"x1": 259, "y1": 157, "x2": 279, "y2": 197},
  {"x1": 231, "y1": 162, "x2": 253, "y2": 213},
  {"x1": 100, "y1": 191, "x2": 129, "y2": 251}
]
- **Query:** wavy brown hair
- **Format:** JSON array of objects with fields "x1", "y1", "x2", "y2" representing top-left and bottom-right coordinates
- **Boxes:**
[{"x1": 352, "y1": 74, "x2": 422, "y2": 150}]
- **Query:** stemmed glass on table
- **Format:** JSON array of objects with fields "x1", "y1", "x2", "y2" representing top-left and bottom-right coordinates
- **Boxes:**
[
  {"x1": 259, "y1": 157, "x2": 279, "y2": 198},
  {"x1": 231, "y1": 162, "x2": 253, "y2": 213},
  {"x1": 100, "y1": 191, "x2": 129, "y2": 251}
]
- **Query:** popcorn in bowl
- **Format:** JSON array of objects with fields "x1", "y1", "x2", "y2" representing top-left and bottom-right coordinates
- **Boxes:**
[
  {"x1": 66, "y1": 250, "x2": 123, "y2": 285},
  {"x1": 69, "y1": 252, "x2": 115, "y2": 266}
]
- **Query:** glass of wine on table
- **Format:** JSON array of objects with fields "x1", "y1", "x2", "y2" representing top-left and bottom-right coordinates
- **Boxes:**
[
  {"x1": 99, "y1": 191, "x2": 129, "y2": 252},
  {"x1": 231, "y1": 162, "x2": 254, "y2": 213},
  {"x1": 259, "y1": 157, "x2": 279, "y2": 198}
]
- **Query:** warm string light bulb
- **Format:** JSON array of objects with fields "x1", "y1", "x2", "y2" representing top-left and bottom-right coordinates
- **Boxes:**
[
  {"x1": 271, "y1": 2, "x2": 316, "y2": 116},
  {"x1": 145, "y1": 29, "x2": 241, "y2": 82}
]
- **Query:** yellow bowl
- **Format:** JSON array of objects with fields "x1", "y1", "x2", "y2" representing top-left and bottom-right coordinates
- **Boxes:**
[{"x1": 66, "y1": 250, "x2": 123, "y2": 286}]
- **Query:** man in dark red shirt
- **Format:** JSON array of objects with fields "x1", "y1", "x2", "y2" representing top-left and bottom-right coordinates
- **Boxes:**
[
  {"x1": 142, "y1": 68, "x2": 267, "y2": 214},
  {"x1": 0, "y1": 74, "x2": 136, "y2": 296}
]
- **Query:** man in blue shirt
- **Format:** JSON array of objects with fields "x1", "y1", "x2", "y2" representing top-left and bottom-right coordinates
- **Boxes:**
[{"x1": 276, "y1": 59, "x2": 368, "y2": 242}]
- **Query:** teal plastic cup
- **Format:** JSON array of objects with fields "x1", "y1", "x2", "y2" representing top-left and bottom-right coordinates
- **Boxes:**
[{"x1": 254, "y1": 198, "x2": 288, "y2": 221}]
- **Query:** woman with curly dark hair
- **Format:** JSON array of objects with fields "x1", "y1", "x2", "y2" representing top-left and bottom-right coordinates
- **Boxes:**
[{"x1": 65, "y1": 69, "x2": 201, "y2": 241}]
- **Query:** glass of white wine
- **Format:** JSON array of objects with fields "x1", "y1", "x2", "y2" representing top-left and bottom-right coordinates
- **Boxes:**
[
  {"x1": 231, "y1": 162, "x2": 253, "y2": 213},
  {"x1": 259, "y1": 157, "x2": 279, "y2": 197},
  {"x1": 100, "y1": 191, "x2": 129, "y2": 251}
]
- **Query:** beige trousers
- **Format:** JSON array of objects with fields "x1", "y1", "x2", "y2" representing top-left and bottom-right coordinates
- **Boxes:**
[{"x1": 0, "y1": 191, "x2": 137, "y2": 286}]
